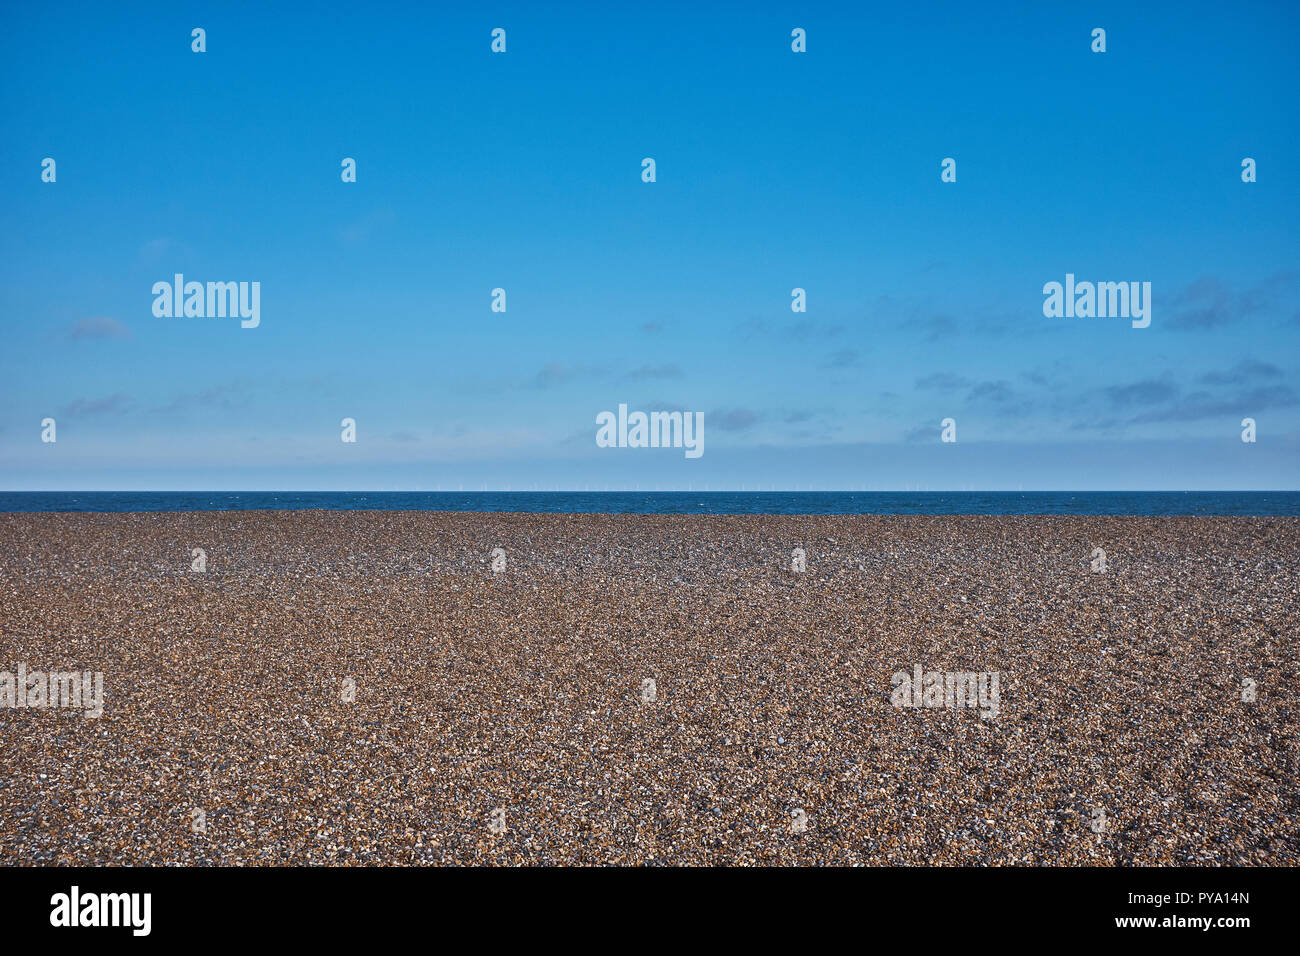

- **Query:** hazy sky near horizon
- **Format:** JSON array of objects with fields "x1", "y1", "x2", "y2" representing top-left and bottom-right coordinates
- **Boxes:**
[{"x1": 1, "y1": 1, "x2": 1297, "y2": 490}]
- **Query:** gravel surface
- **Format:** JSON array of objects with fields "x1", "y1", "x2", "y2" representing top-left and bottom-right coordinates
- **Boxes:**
[{"x1": 1, "y1": 510, "x2": 1296, "y2": 865}]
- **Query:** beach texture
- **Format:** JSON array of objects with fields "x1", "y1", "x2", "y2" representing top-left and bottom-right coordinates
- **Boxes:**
[{"x1": 1, "y1": 510, "x2": 1297, "y2": 865}]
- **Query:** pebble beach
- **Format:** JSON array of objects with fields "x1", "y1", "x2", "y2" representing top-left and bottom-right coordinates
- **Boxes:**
[{"x1": 1, "y1": 510, "x2": 1296, "y2": 865}]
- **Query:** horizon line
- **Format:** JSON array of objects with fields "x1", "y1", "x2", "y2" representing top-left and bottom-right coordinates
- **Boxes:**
[{"x1": 3, "y1": 489, "x2": 1298, "y2": 495}]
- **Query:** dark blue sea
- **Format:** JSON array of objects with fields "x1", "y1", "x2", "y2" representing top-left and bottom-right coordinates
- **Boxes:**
[{"x1": 0, "y1": 491, "x2": 1296, "y2": 515}]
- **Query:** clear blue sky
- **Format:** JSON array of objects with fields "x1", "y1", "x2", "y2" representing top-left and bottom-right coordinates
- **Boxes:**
[{"x1": 2, "y1": 1, "x2": 1297, "y2": 490}]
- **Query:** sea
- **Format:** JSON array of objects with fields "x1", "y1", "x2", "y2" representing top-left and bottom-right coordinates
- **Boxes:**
[{"x1": 0, "y1": 491, "x2": 1297, "y2": 515}]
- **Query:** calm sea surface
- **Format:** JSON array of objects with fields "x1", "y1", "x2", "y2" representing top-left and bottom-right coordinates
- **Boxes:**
[{"x1": 1, "y1": 491, "x2": 1297, "y2": 515}]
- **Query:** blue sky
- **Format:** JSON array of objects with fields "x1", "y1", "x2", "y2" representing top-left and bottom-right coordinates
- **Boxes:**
[{"x1": 1, "y1": 1, "x2": 1297, "y2": 490}]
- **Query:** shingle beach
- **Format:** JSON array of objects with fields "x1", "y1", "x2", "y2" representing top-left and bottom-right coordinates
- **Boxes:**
[{"x1": 1, "y1": 511, "x2": 1296, "y2": 865}]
